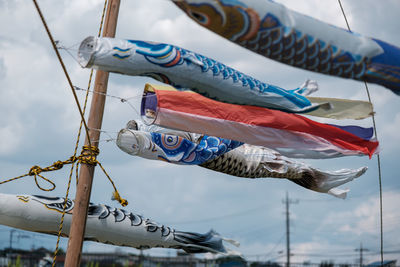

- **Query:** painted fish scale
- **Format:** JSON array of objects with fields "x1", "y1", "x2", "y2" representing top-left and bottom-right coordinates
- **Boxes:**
[
  {"x1": 174, "y1": 0, "x2": 400, "y2": 94},
  {"x1": 121, "y1": 121, "x2": 368, "y2": 198},
  {"x1": 200, "y1": 144, "x2": 367, "y2": 198},
  {"x1": 117, "y1": 129, "x2": 242, "y2": 165},
  {"x1": 238, "y1": 16, "x2": 368, "y2": 80},
  {"x1": 79, "y1": 36, "x2": 319, "y2": 113},
  {"x1": 200, "y1": 148, "x2": 303, "y2": 180}
]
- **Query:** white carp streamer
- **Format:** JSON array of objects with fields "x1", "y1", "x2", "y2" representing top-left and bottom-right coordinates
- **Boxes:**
[
  {"x1": 120, "y1": 120, "x2": 367, "y2": 199},
  {"x1": 0, "y1": 194, "x2": 239, "y2": 254}
]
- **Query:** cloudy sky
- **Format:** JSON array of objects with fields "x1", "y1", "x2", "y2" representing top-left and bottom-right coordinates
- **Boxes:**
[{"x1": 0, "y1": 0, "x2": 400, "y2": 264}]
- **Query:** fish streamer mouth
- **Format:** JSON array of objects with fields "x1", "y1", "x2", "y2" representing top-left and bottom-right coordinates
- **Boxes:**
[
  {"x1": 78, "y1": 36, "x2": 97, "y2": 67},
  {"x1": 116, "y1": 128, "x2": 141, "y2": 156}
]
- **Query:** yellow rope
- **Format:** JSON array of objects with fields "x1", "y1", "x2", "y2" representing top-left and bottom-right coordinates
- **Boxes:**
[
  {"x1": 98, "y1": 161, "x2": 128, "y2": 207},
  {"x1": 27, "y1": 0, "x2": 110, "y2": 265},
  {"x1": 0, "y1": 146, "x2": 127, "y2": 205},
  {"x1": 22, "y1": 1, "x2": 126, "y2": 265}
]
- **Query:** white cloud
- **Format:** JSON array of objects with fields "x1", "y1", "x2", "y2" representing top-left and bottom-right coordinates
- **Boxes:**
[
  {"x1": 380, "y1": 112, "x2": 400, "y2": 150},
  {"x1": 323, "y1": 191, "x2": 400, "y2": 238},
  {"x1": 0, "y1": 0, "x2": 400, "y2": 263},
  {"x1": 0, "y1": 123, "x2": 23, "y2": 155},
  {"x1": 0, "y1": 58, "x2": 5, "y2": 80}
]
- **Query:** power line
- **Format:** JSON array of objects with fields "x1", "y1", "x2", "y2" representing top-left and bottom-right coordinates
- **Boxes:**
[
  {"x1": 337, "y1": 1, "x2": 384, "y2": 264},
  {"x1": 355, "y1": 243, "x2": 369, "y2": 267},
  {"x1": 164, "y1": 203, "x2": 269, "y2": 225},
  {"x1": 243, "y1": 233, "x2": 285, "y2": 259}
]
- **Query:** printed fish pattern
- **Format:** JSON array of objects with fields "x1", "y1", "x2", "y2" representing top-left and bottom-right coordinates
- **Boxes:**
[
  {"x1": 126, "y1": 120, "x2": 367, "y2": 198},
  {"x1": 200, "y1": 144, "x2": 367, "y2": 199},
  {"x1": 173, "y1": 0, "x2": 400, "y2": 94},
  {"x1": 78, "y1": 36, "x2": 324, "y2": 114},
  {"x1": 117, "y1": 128, "x2": 242, "y2": 165},
  {"x1": 0, "y1": 194, "x2": 239, "y2": 254}
]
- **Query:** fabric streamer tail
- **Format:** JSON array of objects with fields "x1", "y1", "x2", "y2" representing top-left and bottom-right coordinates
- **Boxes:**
[
  {"x1": 289, "y1": 166, "x2": 367, "y2": 199},
  {"x1": 200, "y1": 144, "x2": 367, "y2": 199},
  {"x1": 306, "y1": 96, "x2": 374, "y2": 120},
  {"x1": 174, "y1": 230, "x2": 240, "y2": 255},
  {"x1": 293, "y1": 80, "x2": 319, "y2": 96}
]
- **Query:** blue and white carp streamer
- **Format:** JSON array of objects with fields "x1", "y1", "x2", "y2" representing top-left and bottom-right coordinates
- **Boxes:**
[
  {"x1": 117, "y1": 123, "x2": 242, "y2": 165},
  {"x1": 0, "y1": 193, "x2": 239, "y2": 254},
  {"x1": 173, "y1": 0, "x2": 400, "y2": 95},
  {"x1": 78, "y1": 36, "x2": 324, "y2": 114},
  {"x1": 119, "y1": 120, "x2": 367, "y2": 199}
]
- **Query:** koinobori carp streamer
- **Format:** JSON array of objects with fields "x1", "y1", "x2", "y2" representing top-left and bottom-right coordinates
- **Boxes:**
[
  {"x1": 118, "y1": 120, "x2": 367, "y2": 199},
  {"x1": 79, "y1": 36, "x2": 326, "y2": 114},
  {"x1": 174, "y1": 0, "x2": 400, "y2": 94},
  {"x1": 200, "y1": 144, "x2": 367, "y2": 199},
  {"x1": 0, "y1": 194, "x2": 239, "y2": 254},
  {"x1": 141, "y1": 84, "x2": 379, "y2": 159},
  {"x1": 117, "y1": 128, "x2": 242, "y2": 165}
]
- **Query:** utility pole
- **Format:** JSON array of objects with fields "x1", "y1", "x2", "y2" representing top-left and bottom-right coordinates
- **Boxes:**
[
  {"x1": 9, "y1": 229, "x2": 16, "y2": 250},
  {"x1": 282, "y1": 191, "x2": 298, "y2": 267},
  {"x1": 64, "y1": 1, "x2": 120, "y2": 266},
  {"x1": 355, "y1": 243, "x2": 369, "y2": 267}
]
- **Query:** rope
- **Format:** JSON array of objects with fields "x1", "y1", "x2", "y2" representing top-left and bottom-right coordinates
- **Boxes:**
[
  {"x1": 57, "y1": 43, "x2": 83, "y2": 66},
  {"x1": 31, "y1": 0, "x2": 93, "y2": 150},
  {"x1": 0, "y1": 167, "x2": 57, "y2": 191},
  {"x1": 0, "y1": 148, "x2": 127, "y2": 203},
  {"x1": 30, "y1": 0, "x2": 101, "y2": 265},
  {"x1": 88, "y1": 128, "x2": 118, "y2": 143},
  {"x1": 98, "y1": 161, "x2": 128, "y2": 207},
  {"x1": 50, "y1": 1, "x2": 110, "y2": 265},
  {"x1": 337, "y1": 1, "x2": 384, "y2": 264},
  {"x1": 30, "y1": 0, "x2": 126, "y2": 264}
]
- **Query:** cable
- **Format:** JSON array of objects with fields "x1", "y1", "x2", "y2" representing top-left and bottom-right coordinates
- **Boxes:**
[
  {"x1": 88, "y1": 128, "x2": 118, "y2": 142},
  {"x1": 337, "y1": 1, "x2": 384, "y2": 264},
  {"x1": 243, "y1": 233, "x2": 285, "y2": 260},
  {"x1": 164, "y1": 203, "x2": 269, "y2": 225},
  {"x1": 31, "y1": 0, "x2": 93, "y2": 150},
  {"x1": 74, "y1": 86, "x2": 141, "y2": 117}
]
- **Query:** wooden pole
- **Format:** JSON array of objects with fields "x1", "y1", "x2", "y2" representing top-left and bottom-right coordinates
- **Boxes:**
[{"x1": 64, "y1": 1, "x2": 120, "y2": 266}]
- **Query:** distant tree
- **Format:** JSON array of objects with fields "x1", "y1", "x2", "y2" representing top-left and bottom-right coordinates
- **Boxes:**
[
  {"x1": 250, "y1": 261, "x2": 281, "y2": 267},
  {"x1": 217, "y1": 255, "x2": 247, "y2": 266},
  {"x1": 320, "y1": 261, "x2": 334, "y2": 267},
  {"x1": 217, "y1": 255, "x2": 246, "y2": 264}
]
